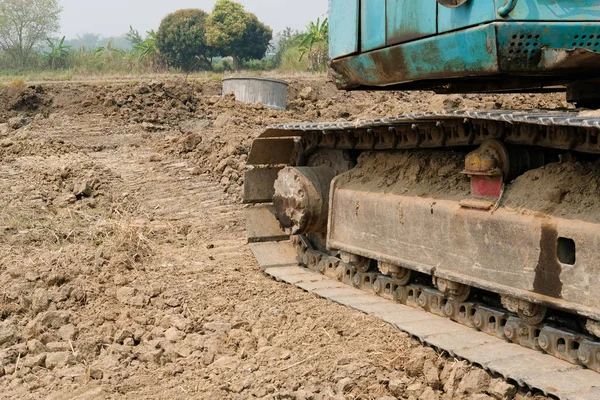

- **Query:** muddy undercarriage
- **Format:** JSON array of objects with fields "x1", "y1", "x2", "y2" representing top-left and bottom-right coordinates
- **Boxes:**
[{"x1": 244, "y1": 110, "x2": 600, "y2": 396}]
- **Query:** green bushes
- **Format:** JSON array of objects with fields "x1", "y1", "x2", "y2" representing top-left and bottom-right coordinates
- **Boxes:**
[
  {"x1": 0, "y1": 3, "x2": 329, "y2": 77},
  {"x1": 156, "y1": 9, "x2": 211, "y2": 71}
]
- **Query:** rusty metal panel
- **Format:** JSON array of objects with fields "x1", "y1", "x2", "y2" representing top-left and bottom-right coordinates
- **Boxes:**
[
  {"x1": 243, "y1": 167, "x2": 282, "y2": 203},
  {"x1": 496, "y1": 22, "x2": 600, "y2": 73},
  {"x1": 327, "y1": 185, "x2": 600, "y2": 320},
  {"x1": 386, "y1": 0, "x2": 437, "y2": 45},
  {"x1": 330, "y1": 24, "x2": 498, "y2": 89},
  {"x1": 361, "y1": 0, "x2": 387, "y2": 51},
  {"x1": 247, "y1": 138, "x2": 298, "y2": 165},
  {"x1": 330, "y1": 0, "x2": 360, "y2": 59},
  {"x1": 244, "y1": 205, "x2": 288, "y2": 243}
]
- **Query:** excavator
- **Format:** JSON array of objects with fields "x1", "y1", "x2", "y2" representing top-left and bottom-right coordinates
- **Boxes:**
[{"x1": 244, "y1": 1, "x2": 600, "y2": 397}]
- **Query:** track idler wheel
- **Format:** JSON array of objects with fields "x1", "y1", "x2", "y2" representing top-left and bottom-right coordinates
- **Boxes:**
[
  {"x1": 273, "y1": 166, "x2": 335, "y2": 235},
  {"x1": 434, "y1": 277, "x2": 471, "y2": 302},
  {"x1": 340, "y1": 251, "x2": 370, "y2": 273},
  {"x1": 502, "y1": 296, "x2": 548, "y2": 326},
  {"x1": 378, "y1": 261, "x2": 412, "y2": 285}
]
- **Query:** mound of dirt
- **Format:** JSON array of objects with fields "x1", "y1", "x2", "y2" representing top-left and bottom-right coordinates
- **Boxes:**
[
  {"x1": 505, "y1": 158, "x2": 600, "y2": 223},
  {"x1": 0, "y1": 86, "x2": 52, "y2": 123},
  {"x1": 338, "y1": 150, "x2": 470, "y2": 200}
]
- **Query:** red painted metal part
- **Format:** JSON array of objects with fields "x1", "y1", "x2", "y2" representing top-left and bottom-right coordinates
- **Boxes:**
[{"x1": 471, "y1": 176, "x2": 503, "y2": 198}]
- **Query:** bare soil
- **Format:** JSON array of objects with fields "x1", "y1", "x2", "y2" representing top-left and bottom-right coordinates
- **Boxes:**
[{"x1": 0, "y1": 76, "x2": 561, "y2": 400}]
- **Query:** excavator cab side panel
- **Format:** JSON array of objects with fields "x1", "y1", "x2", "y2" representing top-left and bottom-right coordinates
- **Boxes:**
[
  {"x1": 361, "y1": 0, "x2": 387, "y2": 51},
  {"x1": 386, "y1": 0, "x2": 437, "y2": 45},
  {"x1": 329, "y1": 0, "x2": 360, "y2": 59}
]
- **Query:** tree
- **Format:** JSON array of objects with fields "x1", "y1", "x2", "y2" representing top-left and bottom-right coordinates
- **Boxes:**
[
  {"x1": 273, "y1": 27, "x2": 301, "y2": 67},
  {"x1": 205, "y1": 0, "x2": 272, "y2": 70},
  {"x1": 126, "y1": 26, "x2": 143, "y2": 47},
  {"x1": 44, "y1": 36, "x2": 71, "y2": 69},
  {"x1": 0, "y1": 0, "x2": 62, "y2": 67},
  {"x1": 298, "y1": 18, "x2": 329, "y2": 71},
  {"x1": 156, "y1": 9, "x2": 212, "y2": 71}
]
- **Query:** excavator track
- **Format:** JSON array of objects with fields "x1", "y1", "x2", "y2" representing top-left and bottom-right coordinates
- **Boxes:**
[
  {"x1": 245, "y1": 109, "x2": 600, "y2": 400},
  {"x1": 249, "y1": 239, "x2": 600, "y2": 400}
]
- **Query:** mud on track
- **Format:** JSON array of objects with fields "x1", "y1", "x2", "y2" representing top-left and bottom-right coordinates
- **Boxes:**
[{"x1": 0, "y1": 77, "x2": 561, "y2": 399}]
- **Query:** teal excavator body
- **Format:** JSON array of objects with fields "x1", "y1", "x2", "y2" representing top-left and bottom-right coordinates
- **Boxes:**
[{"x1": 328, "y1": 0, "x2": 600, "y2": 99}]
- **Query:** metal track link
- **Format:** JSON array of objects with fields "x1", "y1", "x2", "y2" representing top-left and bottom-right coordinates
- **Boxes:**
[
  {"x1": 297, "y1": 241, "x2": 600, "y2": 374},
  {"x1": 249, "y1": 110, "x2": 600, "y2": 169}
]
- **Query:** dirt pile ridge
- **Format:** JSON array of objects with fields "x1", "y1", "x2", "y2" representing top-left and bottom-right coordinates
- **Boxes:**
[{"x1": 0, "y1": 76, "x2": 562, "y2": 399}]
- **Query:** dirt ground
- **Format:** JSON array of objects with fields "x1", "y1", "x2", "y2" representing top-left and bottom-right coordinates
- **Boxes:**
[{"x1": 0, "y1": 76, "x2": 562, "y2": 400}]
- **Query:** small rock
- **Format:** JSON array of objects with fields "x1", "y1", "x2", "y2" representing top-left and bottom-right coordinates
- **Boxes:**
[
  {"x1": 90, "y1": 354, "x2": 120, "y2": 376},
  {"x1": 45, "y1": 352, "x2": 75, "y2": 370},
  {"x1": 389, "y1": 379, "x2": 405, "y2": 397},
  {"x1": 0, "y1": 325, "x2": 17, "y2": 347},
  {"x1": 150, "y1": 326, "x2": 165, "y2": 339},
  {"x1": 123, "y1": 338, "x2": 135, "y2": 346},
  {"x1": 136, "y1": 347, "x2": 163, "y2": 364},
  {"x1": 89, "y1": 367, "x2": 103, "y2": 380},
  {"x1": 141, "y1": 122, "x2": 162, "y2": 132},
  {"x1": 164, "y1": 327, "x2": 184, "y2": 343},
  {"x1": 113, "y1": 274, "x2": 129, "y2": 286},
  {"x1": 26, "y1": 339, "x2": 46, "y2": 355},
  {"x1": 31, "y1": 288, "x2": 50, "y2": 313},
  {"x1": 38, "y1": 311, "x2": 70, "y2": 329},
  {"x1": 179, "y1": 119, "x2": 210, "y2": 134},
  {"x1": 103, "y1": 98, "x2": 117, "y2": 107},
  {"x1": 457, "y1": 369, "x2": 491, "y2": 395},
  {"x1": 203, "y1": 322, "x2": 232, "y2": 333},
  {"x1": 46, "y1": 342, "x2": 71, "y2": 352},
  {"x1": 58, "y1": 324, "x2": 77, "y2": 341},
  {"x1": 116, "y1": 287, "x2": 149, "y2": 307},
  {"x1": 117, "y1": 286, "x2": 137, "y2": 304},
  {"x1": 8, "y1": 377, "x2": 23, "y2": 389},
  {"x1": 424, "y1": 360, "x2": 441, "y2": 389},
  {"x1": 405, "y1": 382, "x2": 424, "y2": 397},
  {"x1": 299, "y1": 86, "x2": 317, "y2": 101},
  {"x1": 419, "y1": 387, "x2": 440, "y2": 400},
  {"x1": 336, "y1": 377, "x2": 354, "y2": 394},
  {"x1": 405, "y1": 357, "x2": 425, "y2": 377},
  {"x1": 488, "y1": 379, "x2": 517, "y2": 400},
  {"x1": 22, "y1": 353, "x2": 46, "y2": 368},
  {"x1": 145, "y1": 283, "x2": 163, "y2": 298},
  {"x1": 213, "y1": 113, "x2": 232, "y2": 128},
  {"x1": 470, "y1": 395, "x2": 494, "y2": 400},
  {"x1": 8, "y1": 116, "x2": 28, "y2": 130},
  {"x1": 113, "y1": 329, "x2": 133, "y2": 344},
  {"x1": 165, "y1": 297, "x2": 181, "y2": 307},
  {"x1": 55, "y1": 364, "x2": 86, "y2": 379},
  {"x1": 73, "y1": 179, "x2": 93, "y2": 198},
  {"x1": 181, "y1": 134, "x2": 202, "y2": 153}
]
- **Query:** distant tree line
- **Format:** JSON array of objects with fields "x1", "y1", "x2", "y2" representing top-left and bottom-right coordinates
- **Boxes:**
[
  {"x1": 156, "y1": 0, "x2": 272, "y2": 71},
  {"x1": 0, "y1": 0, "x2": 329, "y2": 73}
]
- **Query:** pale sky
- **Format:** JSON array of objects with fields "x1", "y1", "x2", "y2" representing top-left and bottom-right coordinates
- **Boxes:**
[{"x1": 58, "y1": 0, "x2": 329, "y2": 38}]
